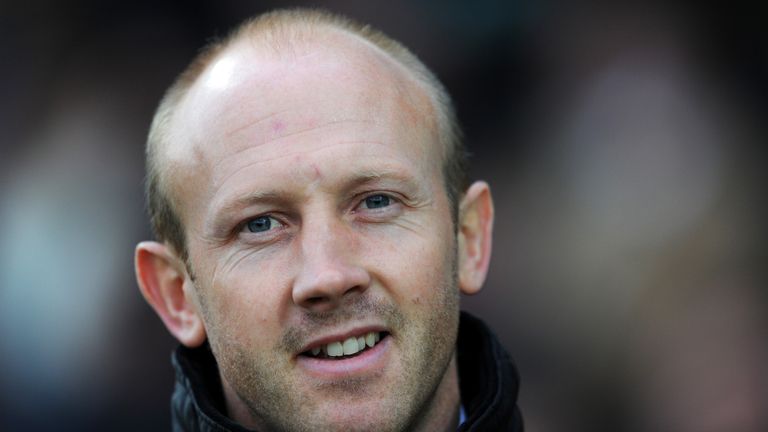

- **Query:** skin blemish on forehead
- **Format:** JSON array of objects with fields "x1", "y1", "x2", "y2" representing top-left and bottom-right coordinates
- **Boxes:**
[
  {"x1": 261, "y1": 154, "x2": 324, "y2": 194},
  {"x1": 296, "y1": 160, "x2": 323, "y2": 185},
  {"x1": 287, "y1": 154, "x2": 308, "y2": 176},
  {"x1": 311, "y1": 163, "x2": 322, "y2": 180},
  {"x1": 271, "y1": 119, "x2": 286, "y2": 133},
  {"x1": 225, "y1": 110, "x2": 291, "y2": 138}
]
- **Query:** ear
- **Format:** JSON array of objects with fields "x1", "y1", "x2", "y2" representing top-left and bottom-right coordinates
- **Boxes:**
[
  {"x1": 457, "y1": 181, "x2": 494, "y2": 295},
  {"x1": 135, "y1": 241, "x2": 206, "y2": 347}
]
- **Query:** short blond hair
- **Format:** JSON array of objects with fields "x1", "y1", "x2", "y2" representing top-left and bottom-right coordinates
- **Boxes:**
[{"x1": 146, "y1": 8, "x2": 467, "y2": 261}]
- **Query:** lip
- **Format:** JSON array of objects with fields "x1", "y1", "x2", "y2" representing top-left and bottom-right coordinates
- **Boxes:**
[
  {"x1": 297, "y1": 325, "x2": 388, "y2": 354},
  {"x1": 296, "y1": 333, "x2": 391, "y2": 380}
]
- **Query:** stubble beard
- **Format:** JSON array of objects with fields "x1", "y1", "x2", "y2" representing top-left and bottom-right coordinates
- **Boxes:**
[{"x1": 202, "y1": 247, "x2": 461, "y2": 432}]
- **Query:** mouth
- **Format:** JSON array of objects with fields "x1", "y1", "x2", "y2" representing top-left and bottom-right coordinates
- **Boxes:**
[{"x1": 299, "y1": 331, "x2": 390, "y2": 360}]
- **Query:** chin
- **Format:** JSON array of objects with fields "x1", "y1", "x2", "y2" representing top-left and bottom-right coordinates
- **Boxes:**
[
  {"x1": 322, "y1": 414, "x2": 399, "y2": 432},
  {"x1": 261, "y1": 404, "x2": 404, "y2": 432},
  {"x1": 308, "y1": 389, "x2": 407, "y2": 432}
]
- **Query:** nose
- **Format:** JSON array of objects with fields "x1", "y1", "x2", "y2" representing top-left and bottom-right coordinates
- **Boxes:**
[{"x1": 291, "y1": 218, "x2": 370, "y2": 312}]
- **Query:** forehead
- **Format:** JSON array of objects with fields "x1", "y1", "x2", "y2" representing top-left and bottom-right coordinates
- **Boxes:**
[
  {"x1": 163, "y1": 29, "x2": 441, "y2": 216},
  {"x1": 172, "y1": 31, "x2": 436, "y2": 156}
]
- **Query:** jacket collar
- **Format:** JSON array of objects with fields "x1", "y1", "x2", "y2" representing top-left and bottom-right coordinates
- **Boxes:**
[
  {"x1": 171, "y1": 311, "x2": 523, "y2": 431},
  {"x1": 456, "y1": 312, "x2": 524, "y2": 431}
]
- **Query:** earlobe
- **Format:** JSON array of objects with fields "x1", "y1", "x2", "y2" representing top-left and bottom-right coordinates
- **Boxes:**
[
  {"x1": 457, "y1": 181, "x2": 494, "y2": 295},
  {"x1": 135, "y1": 241, "x2": 206, "y2": 347}
]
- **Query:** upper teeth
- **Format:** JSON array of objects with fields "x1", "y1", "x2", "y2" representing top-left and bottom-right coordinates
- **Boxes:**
[{"x1": 309, "y1": 331, "x2": 382, "y2": 358}]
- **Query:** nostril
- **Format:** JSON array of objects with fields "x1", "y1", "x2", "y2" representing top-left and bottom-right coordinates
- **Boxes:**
[
  {"x1": 292, "y1": 265, "x2": 371, "y2": 309},
  {"x1": 306, "y1": 297, "x2": 326, "y2": 305}
]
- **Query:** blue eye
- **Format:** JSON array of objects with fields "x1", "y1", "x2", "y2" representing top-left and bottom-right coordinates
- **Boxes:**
[
  {"x1": 363, "y1": 194, "x2": 391, "y2": 209},
  {"x1": 246, "y1": 216, "x2": 275, "y2": 233}
]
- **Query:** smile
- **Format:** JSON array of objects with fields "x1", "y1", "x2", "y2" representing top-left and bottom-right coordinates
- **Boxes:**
[{"x1": 300, "y1": 331, "x2": 388, "y2": 359}]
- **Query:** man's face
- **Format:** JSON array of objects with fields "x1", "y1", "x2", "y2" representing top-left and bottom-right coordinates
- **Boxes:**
[{"x1": 167, "y1": 35, "x2": 461, "y2": 431}]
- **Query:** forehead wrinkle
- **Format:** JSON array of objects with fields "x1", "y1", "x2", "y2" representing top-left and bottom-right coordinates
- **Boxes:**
[
  {"x1": 208, "y1": 117, "x2": 378, "y2": 176},
  {"x1": 207, "y1": 139, "x2": 394, "y2": 203},
  {"x1": 252, "y1": 118, "x2": 377, "y2": 145},
  {"x1": 224, "y1": 109, "x2": 293, "y2": 138}
]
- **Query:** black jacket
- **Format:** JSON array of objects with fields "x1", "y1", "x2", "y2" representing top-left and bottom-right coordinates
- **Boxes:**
[{"x1": 170, "y1": 312, "x2": 523, "y2": 431}]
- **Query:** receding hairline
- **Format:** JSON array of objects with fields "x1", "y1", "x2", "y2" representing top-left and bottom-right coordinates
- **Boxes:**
[
  {"x1": 153, "y1": 10, "x2": 450, "y2": 154},
  {"x1": 146, "y1": 8, "x2": 465, "y2": 259}
]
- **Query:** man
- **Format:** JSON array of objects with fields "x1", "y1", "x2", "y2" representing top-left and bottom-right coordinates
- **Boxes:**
[{"x1": 135, "y1": 8, "x2": 522, "y2": 431}]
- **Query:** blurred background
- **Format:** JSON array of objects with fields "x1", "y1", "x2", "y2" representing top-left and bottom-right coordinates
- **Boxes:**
[{"x1": 1, "y1": 1, "x2": 766, "y2": 431}]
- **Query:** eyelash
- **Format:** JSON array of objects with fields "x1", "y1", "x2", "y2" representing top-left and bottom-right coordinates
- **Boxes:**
[
  {"x1": 355, "y1": 193, "x2": 397, "y2": 212},
  {"x1": 238, "y1": 192, "x2": 401, "y2": 238}
]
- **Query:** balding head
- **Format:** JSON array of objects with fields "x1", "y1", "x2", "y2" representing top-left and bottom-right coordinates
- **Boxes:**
[
  {"x1": 135, "y1": 10, "x2": 498, "y2": 430},
  {"x1": 145, "y1": 8, "x2": 466, "y2": 261}
]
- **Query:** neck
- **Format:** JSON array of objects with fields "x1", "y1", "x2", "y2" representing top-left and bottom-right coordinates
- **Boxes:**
[{"x1": 407, "y1": 354, "x2": 461, "y2": 432}]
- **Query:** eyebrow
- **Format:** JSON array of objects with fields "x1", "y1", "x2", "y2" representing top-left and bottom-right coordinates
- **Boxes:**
[
  {"x1": 206, "y1": 167, "x2": 419, "y2": 230},
  {"x1": 347, "y1": 168, "x2": 415, "y2": 186},
  {"x1": 212, "y1": 191, "x2": 284, "y2": 220}
]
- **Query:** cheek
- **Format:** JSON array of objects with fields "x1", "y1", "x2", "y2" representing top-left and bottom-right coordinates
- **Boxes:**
[
  {"x1": 200, "y1": 251, "x2": 294, "y2": 346},
  {"x1": 366, "y1": 224, "x2": 456, "y2": 305}
]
